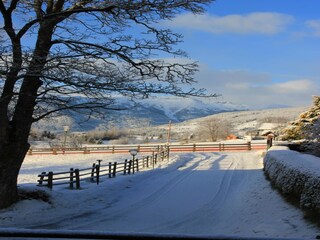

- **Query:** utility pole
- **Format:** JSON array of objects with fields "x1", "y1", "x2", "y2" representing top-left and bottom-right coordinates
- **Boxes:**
[
  {"x1": 167, "y1": 120, "x2": 172, "y2": 145},
  {"x1": 63, "y1": 126, "x2": 70, "y2": 149}
]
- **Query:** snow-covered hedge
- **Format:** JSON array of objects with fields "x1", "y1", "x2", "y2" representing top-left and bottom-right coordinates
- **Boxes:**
[{"x1": 264, "y1": 146, "x2": 320, "y2": 213}]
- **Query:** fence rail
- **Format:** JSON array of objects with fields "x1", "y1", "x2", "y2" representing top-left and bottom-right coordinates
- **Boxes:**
[
  {"x1": 37, "y1": 147, "x2": 170, "y2": 189},
  {"x1": 36, "y1": 142, "x2": 266, "y2": 190},
  {"x1": 29, "y1": 142, "x2": 266, "y2": 155}
]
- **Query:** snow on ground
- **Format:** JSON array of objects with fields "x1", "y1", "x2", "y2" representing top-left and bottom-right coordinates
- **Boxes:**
[
  {"x1": 0, "y1": 151, "x2": 319, "y2": 239},
  {"x1": 18, "y1": 153, "x2": 130, "y2": 184},
  {"x1": 233, "y1": 120, "x2": 258, "y2": 131}
]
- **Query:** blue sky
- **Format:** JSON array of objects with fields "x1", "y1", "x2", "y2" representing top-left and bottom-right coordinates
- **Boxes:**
[{"x1": 162, "y1": 0, "x2": 320, "y2": 108}]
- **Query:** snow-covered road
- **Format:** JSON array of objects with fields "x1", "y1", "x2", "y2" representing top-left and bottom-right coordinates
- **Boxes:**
[{"x1": 1, "y1": 152, "x2": 319, "y2": 238}]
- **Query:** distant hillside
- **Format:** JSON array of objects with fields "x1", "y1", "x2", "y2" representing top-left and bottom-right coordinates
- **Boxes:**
[
  {"x1": 32, "y1": 96, "x2": 248, "y2": 132},
  {"x1": 138, "y1": 106, "x2": 307, "y2": 140}
]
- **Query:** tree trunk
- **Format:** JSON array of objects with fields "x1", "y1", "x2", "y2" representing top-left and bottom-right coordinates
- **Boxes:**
[
  {"x1": 0, "y1": 141, "x2": 29, "y2": 209},
  {"x1": 0, "y1": 21, "x2": 55, "y2": 209}
]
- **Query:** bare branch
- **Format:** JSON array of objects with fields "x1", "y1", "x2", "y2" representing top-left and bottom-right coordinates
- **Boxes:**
[
  {"x1": 8, "y1": 0, "x2": 19, "y2": 13},
  {"x1": 0, "y1": 0, "x2": 216, "y2": 210}
]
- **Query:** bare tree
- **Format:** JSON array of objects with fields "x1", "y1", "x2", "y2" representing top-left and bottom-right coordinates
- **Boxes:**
[
  {"x1": 0, "y1": 0, "x2": 215, "y2": 208},
  {"x1": 198, "y1": 118, "x2": 231, "y2": 142}
]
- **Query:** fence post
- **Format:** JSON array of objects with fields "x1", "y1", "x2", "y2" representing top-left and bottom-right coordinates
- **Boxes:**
[
  {"x1": 136, "y1": 159, "x2": 139, "y2": 172},
  {"x1": 193, "y1": 143, "x2": 196, "y2": 152},
  {"x1": 128, "y1": 160, "x2": 132, "y2": 174},
  {"x1": 155, "y1": 153, "x2": 158, "y2": 165},
  {"x1": 84, "y1": 146, "x2": 90, "y2": 154},
  {"x1": 75, "y1": 169, "x2": 80, "y2": 189},
  {"x1": 167, "y1": 147, "x2": 170, "y2": 161},
  {"x1": 219, "y1": 143, "x2": 221, "y2": 151},
  {"x1": 124, "y1": 160, "x2": 127, "y2": 175},
  {"x1": 147, "y1": 156, "x2": 149, "y2": 168},
  {"x1": 152, "y1": 152, "x2": 155, "y2": 169},
  {"x1": 38, "y1": 172, "x2": 46, "y2": 186},
  {"x1": 138, "y1": 145, "x2": 141, "y2": 152},
  {"x1": 97, "y1": 159, "x2": 102, "y2": 166},
  {"x1": 96, "y1": 165, "x2": 100, "y2": 184},
  {"x1": 113, "y1": 162, "x2": 117, "y2": 177},
  {"x1": 28, "y1": 148, "x2": 33, "y2": 155},
  {"x1": 52, "y1": 148, "x2": 57, "y2": 155},
  {"x1": 132, "y1": 158, "x2": 135, "y2": 174},
  {"x1": 108, "y1": 162, "x2": 112, "y2": 178},
  {"x1": 91, "y1": 163, "x2": 96, "y2": 182},
  {"x1": 48, "y1": 171, "x2": 53, "y2": 189},
  {"x1": 248, "y1": 141, "x2": 252, "y2": 151},
  {"x1": 70, "y1": 168, "x2": 74, "y2": 189},
  {"x1": 112, "y1": 146, "x2": 115, "y2": 154},
  {"x1": 222, "y1": 143, "x2": 225, "y2": 151}
]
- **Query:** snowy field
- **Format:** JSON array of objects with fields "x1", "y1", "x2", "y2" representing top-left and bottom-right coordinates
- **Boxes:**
[
  {"x1": 0, "y1": 151, "x2": 319, "y2": 239},
  {"x1": 17, "y1": 153, "x2": 130, "y2": 184}
]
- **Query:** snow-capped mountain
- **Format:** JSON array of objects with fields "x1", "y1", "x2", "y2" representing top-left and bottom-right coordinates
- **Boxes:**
[
  {"x1": 33, "y1": 96, "x2": 248, "y2": 132},
  {"x1": 120, "y1": 96, "x2": 247, "y2": 123}
]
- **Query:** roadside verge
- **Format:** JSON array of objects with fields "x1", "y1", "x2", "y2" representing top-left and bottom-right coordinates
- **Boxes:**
[{"x1": 264, "y1": 146, "x2": 320, "y2": 216}]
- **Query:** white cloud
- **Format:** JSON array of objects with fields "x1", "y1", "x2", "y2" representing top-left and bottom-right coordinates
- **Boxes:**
[
  {"x1": 151, "y1": 59, "x2": 318, "y2": 108},
  {"x1": 194, "y1": 64, "x2": 319, "y2": 108},
  {"x1": 268, "y1": 80, "x2": 314, "y2": 94},
  {"x1": 306, "y1": 20, "x2": 320, "y2": 37},
  {"x1": 165, "y1": 12, "x2": 294, "y2": 35}
]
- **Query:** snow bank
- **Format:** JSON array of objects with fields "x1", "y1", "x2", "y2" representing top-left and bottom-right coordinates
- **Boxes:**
[{"x1": 264, "y1": 146, "x2": 320, "y2": 213}]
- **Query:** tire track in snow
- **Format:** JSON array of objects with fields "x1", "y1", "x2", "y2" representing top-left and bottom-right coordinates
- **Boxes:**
[
  {"x1": 8, "y1": 152, "x2": 319, "y2": 238},
  {"x1": 141, "y1": 153, "x2": 239, "y2": 233},
  {"x1": 81, "y1": 153, "x2": 234, "y2": 232},
  {"x1": 72, "y1": 153, "x2": 213, "y2": 229},
  {"x1": 35, "y1": 153, "x2": 211, "y2": 229},
  {"x1": 152, "y1": 153, "x2": 268, "y2": 236}
]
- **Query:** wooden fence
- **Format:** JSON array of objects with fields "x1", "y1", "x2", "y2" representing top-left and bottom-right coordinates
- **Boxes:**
[
  {"x1": 37, "y1": 147, "x2": 170, "y2": 189},
  {"x1": 29, "y1": 142, "x2": 266, "y2": 155}
]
